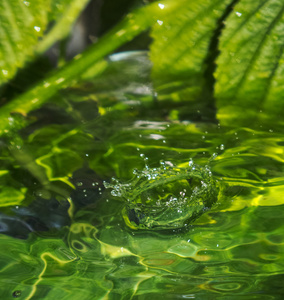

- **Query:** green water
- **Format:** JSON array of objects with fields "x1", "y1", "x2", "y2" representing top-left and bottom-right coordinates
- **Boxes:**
[{"x1": 1, "y1": 53, "x2": 284, "y2": 299}]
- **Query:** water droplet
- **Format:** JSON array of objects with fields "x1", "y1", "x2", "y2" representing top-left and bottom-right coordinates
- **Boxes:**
[
  {"x1": 209, "y1": 153, "x2": 218, "y2": 161},
  {"x1": 157, "y1": 20, "x2": 163, "y2": 26},
  {"x1": 43, "y1": 82, "x2": 50, "y2": 88},
  {"x1": 23, "y1": 1, "x2": 30, "y2": 6},
  {"x1": 269, "y1": 129, "x2": 273, "y2": 133},
  {"x1": 76, "y1": 182, "x2": 83, "y2": 187},
  {"x1": 12, "y1": 290, "x2": 21, "y2": 298},
  {"x1": 235, "y1": 11, "x2": 242, "y2": 17},
  {"x1": 158, "y1": 3, "x2": 165, "y2": 9},
  {"x1": 34, "y1": 26, "x2": 41, "y2": 32},
  {"x1": 55, "y1": 77, "x2": 65, "y2": 84},
  {"x1": 220, "y1": 144, "x2": 225, "y2": 150},
  {"x1": 116, "y1": 30, "x2": 126, "y2": 37},
  {"x1": 2, "y1": 69, "x2": 8, "y2": 76}
]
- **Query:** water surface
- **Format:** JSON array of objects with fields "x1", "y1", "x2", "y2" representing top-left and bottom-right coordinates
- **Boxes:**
[{"x1": 0, "y1": 52, "x2": 283, "y2": 299}]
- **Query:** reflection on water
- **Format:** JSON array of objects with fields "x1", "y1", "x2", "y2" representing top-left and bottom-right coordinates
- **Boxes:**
[{"x1": 0, "y1": 52, "x2": 284, "y2": 299}]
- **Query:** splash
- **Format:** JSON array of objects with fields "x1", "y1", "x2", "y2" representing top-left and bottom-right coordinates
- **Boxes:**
[{"x1": 105, "y1": 161, "x2": 219, "y2": 230}]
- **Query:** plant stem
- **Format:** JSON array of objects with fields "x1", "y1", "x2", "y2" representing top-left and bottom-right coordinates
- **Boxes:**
[{"x1": 0, "y1": 1, "x2": 177, "y2": 135}]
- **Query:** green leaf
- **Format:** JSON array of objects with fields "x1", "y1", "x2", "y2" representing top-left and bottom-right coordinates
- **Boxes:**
[
  {"x1": 150, "y1": 0, "x2": 233, "y2": 102},
  {"x1": 0, "y1": 0, "x2": 90, "y2": 86},
  {"x1": 215, "y1": 0, "x2": 284, "y2": 126},
  {"x1": 0, "y1": 0, "x2": 50, "y2": 84},
  {"x1": 36, "y1": 0, "x2": 90, "y2": 55}
]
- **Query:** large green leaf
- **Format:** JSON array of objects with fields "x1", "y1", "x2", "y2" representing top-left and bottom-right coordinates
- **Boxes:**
[
  {"x1": 215, "y1": 0, "x2": 284, "y2": 126},
  {"x1": 0, "y1": 0, "x2": 50, "y2": 84},
  {"x1": 0, "y1": 0, "x2": 90, "y2": 86},
  {"x1": 150, "y1": 0, "x2": 233, "y2": 102}
]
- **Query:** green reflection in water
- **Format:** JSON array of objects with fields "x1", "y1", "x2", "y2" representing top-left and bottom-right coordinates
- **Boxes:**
[
  {"x1": 1, "y1": 121, "x2": 284, "y2": 299},
  {"x1": 1, "y1": 56, "x2": 284, "y2": 299}
]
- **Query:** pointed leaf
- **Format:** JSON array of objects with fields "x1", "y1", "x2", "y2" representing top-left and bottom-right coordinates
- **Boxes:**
[
  {"x1": 0, "y1": 0, "x2": 90, "y2": 86},
  {"x1": 215, "y1": 0, "x2": 284, "y2": 126},
  {"x1": 150, "y1": 0, "x2": 233, "y2": 101},
  {"x1": 0, "y1": 0, "x2": 50, "y2": 84}
]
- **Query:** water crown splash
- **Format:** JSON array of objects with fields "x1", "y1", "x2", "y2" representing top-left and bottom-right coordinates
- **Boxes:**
[{"x1": 105, "y1": 160, "x2": 219, "y2": 230}]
